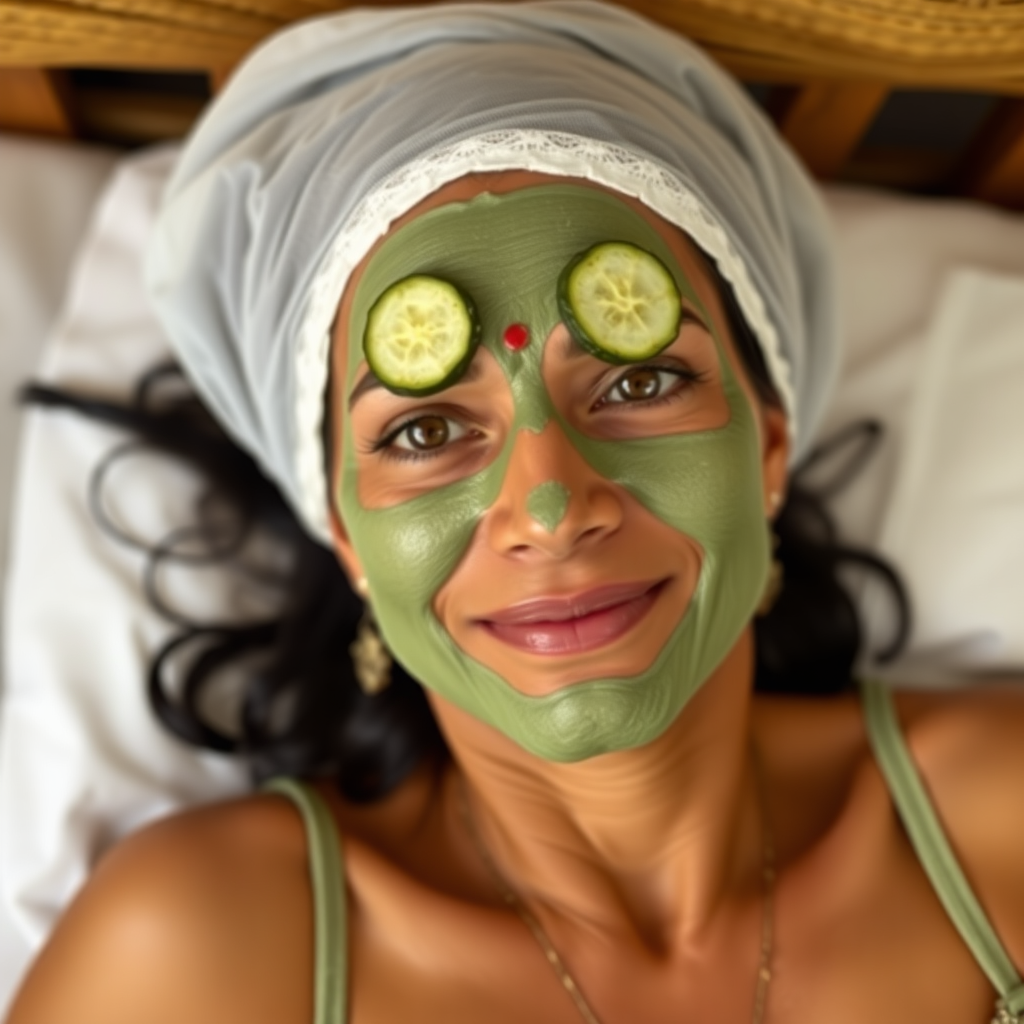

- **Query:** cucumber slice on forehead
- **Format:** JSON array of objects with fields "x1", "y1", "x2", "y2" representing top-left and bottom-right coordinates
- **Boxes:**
[
  {"x1": 364, "y1": 275, "x2": 480, "y2": 396},
  {"x1": 558, "y1": 242, "x2": 683, "y2": 364}
]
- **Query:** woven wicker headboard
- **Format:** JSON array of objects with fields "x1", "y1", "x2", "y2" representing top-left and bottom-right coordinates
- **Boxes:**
[{"x1": 1, "y1": 0, "x2": 1023, "y2": 207}]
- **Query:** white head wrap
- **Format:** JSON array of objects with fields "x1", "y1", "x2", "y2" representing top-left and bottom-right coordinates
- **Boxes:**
[{"x1": 146, "y1": 0, "x2": 838, "y2": 542}]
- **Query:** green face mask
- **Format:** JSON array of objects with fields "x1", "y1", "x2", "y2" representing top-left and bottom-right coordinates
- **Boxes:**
[{"x1": 338, "y1": 186, "x2": 769, "y2": 762}]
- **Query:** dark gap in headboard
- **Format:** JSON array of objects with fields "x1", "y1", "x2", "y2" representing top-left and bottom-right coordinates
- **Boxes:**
[
  {"x1": 65, "y1": 69, "x2": 211, "y2": 148},
  {"x1": 861, "y1": 91, "x2": 998, "y2": 153},
  {"x1": 743, "y1": 83, "x2": 772, "y2": 108},
  {"x1": 844, "y1": 90, "x2": 1002, "y2": 193}
]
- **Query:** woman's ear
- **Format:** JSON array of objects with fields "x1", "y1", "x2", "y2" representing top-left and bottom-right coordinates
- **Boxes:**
[{"x1": 760, "y1": 402, "x2": 790, "y2": 518}]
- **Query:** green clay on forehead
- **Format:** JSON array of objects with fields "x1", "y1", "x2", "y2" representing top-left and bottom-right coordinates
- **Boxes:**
[
  {"x1": 527, "y1": 481, "x2": 571, "y2": 533},
  {"x1": 347, "y1": 187, "x2": 704, "y2": 436},
  {"x1": 338, "y1": 186, "x2": 770, "y2": 762}
]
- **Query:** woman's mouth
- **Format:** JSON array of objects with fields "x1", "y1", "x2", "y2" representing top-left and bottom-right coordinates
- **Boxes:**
[{"x1": 477, "y1": 579, "x2": 667, "y2": 655}]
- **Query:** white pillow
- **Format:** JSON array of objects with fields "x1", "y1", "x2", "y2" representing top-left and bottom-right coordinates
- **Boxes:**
[
  {"x1": 1, "y1": 150, "x2": 1023, "y2": 1003},
  {"x1": 0, "y1": 132, "x2": 118, "y2": 1015},
  {"x1": 861, "y1": 269, "x2": 1024, "y2": 680},
  {"x1": 0, "y1": 135, "x2": 118, "y2": 661},
  {"x1": 818, "y1": 188, "x2": 1024, "y2": 679}
]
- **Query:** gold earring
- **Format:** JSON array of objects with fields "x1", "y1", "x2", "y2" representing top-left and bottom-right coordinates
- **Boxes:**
[
  {"x1": 756, "y1": 534, "x2": 784, "y2": 617},
  {"x1": 350, "y1": 610, "x2": 392, "y2": 695},
  {"x1": 353, "y1": 576, "x2": 370, "y2": 599}
]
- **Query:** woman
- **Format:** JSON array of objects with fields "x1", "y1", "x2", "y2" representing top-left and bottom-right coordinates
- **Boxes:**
[{"x1": 7, "y1": 3, "x2": 1024, "y2": 1023}]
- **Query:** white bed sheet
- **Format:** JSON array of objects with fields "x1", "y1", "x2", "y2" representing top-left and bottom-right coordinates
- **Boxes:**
[
  {"x1": 0, "y1": 147, "x2": 249, "y2": 1015},
  {"x1": 1, "y1": 144, "x2": 1023, "y2": 1012}
]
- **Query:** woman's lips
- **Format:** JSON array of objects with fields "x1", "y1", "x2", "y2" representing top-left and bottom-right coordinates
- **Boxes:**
[{"x1": 478, "y1": 580, "x2": 667, "y2": 655}]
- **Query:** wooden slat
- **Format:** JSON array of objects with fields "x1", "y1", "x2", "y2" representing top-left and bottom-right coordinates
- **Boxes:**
[
  {"x1": 2, "y1": 0, "x2": 1024, "y2": 94},
  {"x1": 0, "y1": 67, "x2": 74, "y2": 135},
  {"x1": 0, "y1": 3, "x2": 257, "y2": 70},
  {"x1": 776, "y1": 82, "x2": 889, "y2": 179},
  {"x1": 959, "y1": 99, "x2": 1024, "y2": 210},
  {"x1": 644, "y1": 1, "x2": 1024, "y2": 94}
]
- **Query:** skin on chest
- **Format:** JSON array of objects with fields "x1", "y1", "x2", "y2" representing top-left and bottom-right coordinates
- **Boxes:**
[
  {"x1": 187, "y1": 692, "x2": 1016, "y2": 1024},
  {"x1": 332, "y1": 748, "x2": 1001, "y2": 1024},
  {"x1": 340, "y1": 863, "x2": 997, "y2": 1024}
]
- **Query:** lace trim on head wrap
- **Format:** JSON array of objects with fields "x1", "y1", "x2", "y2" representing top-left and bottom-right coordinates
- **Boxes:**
[{"x1": 295, "y1": 129, "x2": 795, "y2": 541}]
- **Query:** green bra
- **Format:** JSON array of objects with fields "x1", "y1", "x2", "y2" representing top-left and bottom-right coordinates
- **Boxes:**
[{"x1": 265, "y1": 680, "x2": 1024, "y2": 1024}]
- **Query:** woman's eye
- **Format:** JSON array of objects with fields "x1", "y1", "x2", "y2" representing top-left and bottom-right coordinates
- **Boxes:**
[
  {"x1": 390, "y1": 414, "x2": 468, "y2": 452},
  {"x1": 605, "y1": 367, "x2": 684, "y2": 404}
]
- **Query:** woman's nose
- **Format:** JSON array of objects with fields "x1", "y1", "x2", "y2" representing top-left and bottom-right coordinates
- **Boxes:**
[{"x1": 485, "y1": 420, "x2": 623, "y2": 559}]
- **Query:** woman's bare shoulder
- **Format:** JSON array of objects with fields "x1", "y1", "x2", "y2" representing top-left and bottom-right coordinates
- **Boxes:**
[
  {"x1": 894, "y1": 683, "x2": 1024, "y2": 854},
  {"x1": 6, "y1": 793, "x2": 316, "y2": 1024},
  {"x1": 896, "y1": 684, "x2": 1024, "y2": 971},
  {"x1": 755, "y1": 686, "x2": 1024, "y2": 866},
  {"x1": 755, "y1": 682, "x2": 1024, "y2": 814},
  {"x1": 893, "y1": 681, "x2": 1024, "y2": 792},
  {"x1": 757, "y1": 684, "x2": 1024, "y2": 970}
]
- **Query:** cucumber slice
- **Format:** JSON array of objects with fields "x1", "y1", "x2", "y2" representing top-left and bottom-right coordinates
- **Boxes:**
[
  {"x1": 364, "y1": 275, "x2": 480, "y2": 396},
  {"x1": 558, "y1": 242, "x2": 682, "y2": 364}
]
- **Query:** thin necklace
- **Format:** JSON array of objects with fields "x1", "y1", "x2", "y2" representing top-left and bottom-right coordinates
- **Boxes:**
[{"x1": 459, "y1": 756, "x2": 776, "y2": 1024}]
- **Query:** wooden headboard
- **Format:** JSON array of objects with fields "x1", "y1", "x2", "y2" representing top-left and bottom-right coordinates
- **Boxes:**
[{"x1": 1, "y1": 0, "x2": 1023, "y2": 208}]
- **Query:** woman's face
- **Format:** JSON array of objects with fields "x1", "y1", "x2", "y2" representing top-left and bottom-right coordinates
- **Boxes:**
[{"x1": 329, "y1": 171, "x2": 788, "y2": 762}]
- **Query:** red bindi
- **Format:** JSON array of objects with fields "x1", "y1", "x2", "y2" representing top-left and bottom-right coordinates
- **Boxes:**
[{"x1": 503, "y1": 323, "x2": 530, "y2": 351}]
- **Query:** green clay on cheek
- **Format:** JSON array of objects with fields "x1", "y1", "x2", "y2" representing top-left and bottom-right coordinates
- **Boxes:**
[
  {"x1": 338, "y1": 186, "x2": 770, "y2": 762},
  {"x1": 527, "y1": 481, "x2": 571, "y2": 533}
]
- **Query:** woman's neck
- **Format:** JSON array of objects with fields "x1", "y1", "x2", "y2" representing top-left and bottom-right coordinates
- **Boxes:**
[{"x1": 429, "y1": 629, "x2": 763, "y2": 954}]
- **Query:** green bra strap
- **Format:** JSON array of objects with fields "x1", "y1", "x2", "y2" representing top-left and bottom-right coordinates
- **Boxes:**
[
  {"x1": 861, "y1": 680, "x2": 1024, "y2": 1020},
  {"x1": 264, "y1": 777, "x2": 348, "y2": 1024}
]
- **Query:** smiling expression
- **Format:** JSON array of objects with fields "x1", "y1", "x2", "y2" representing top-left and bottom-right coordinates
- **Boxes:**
[{"x1": 330, "y1": 176, "x2": 776, "y2": 762}]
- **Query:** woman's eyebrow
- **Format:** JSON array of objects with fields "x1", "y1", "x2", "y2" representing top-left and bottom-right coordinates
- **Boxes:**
[
  {"x1": 348, "y1": 369, "x2": 385, "y2": 410},
  {"x1": 348, "y1": 357, "x2": 484, "y2": 411},
  {"x1": 681, "y1": 306, "x2": 710, "y2": 331}
]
